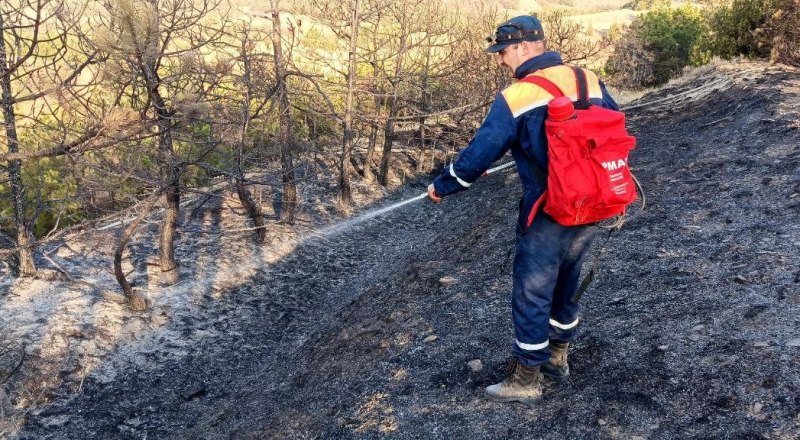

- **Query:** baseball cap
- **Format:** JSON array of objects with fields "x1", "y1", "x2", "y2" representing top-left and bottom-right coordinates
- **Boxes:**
[{"x1": 485, "y1": 15, "x2": 545, "y2": 53}]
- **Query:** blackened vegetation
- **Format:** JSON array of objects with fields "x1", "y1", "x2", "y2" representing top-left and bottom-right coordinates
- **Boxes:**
[{"x1": 15, "y1": 63, "x2": 800, "y2": 439}]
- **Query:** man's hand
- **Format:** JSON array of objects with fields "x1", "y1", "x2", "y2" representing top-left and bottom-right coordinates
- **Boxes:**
[{"x1": 427, "y1": 184, "x2": 442, "y2": 203}]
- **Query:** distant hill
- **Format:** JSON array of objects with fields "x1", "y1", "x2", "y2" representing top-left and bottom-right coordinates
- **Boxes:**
[
  {"x1": 440, "y1": 0, "x2": 634, "y2": 15},
  {"x1": 435, "y1": 0, "x2": 638, "y2": 34}
]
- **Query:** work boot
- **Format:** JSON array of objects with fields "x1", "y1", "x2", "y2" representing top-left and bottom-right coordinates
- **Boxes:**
[
  {"x1": 484, "y1": 359, "x2": 543, "y2": 404},
  {"x1": 541, "y1": 341, "x2": 570, "y2": 381}
]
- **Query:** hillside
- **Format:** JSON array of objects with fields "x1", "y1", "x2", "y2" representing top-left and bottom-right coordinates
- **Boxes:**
[{"x1": 2, "y1": 59, "x2": 800, "y2": 439}]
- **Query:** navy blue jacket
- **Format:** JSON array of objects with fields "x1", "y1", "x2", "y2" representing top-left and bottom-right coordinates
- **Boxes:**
[{"x1": 433, "y1": 51, "x2": 619, "y2": 229}]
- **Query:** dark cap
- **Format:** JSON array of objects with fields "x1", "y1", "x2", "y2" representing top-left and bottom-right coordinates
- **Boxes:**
[{"x1": 485, "y1": 16, "x2": 545, "y2": 53}]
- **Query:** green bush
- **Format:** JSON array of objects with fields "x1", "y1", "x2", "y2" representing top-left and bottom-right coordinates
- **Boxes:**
[
  {"x1": 708, "y1": 0, "x2": 775, "y2": 59},
  {"x1": 21, "y1": 158, "x2": 85, "y2": 238},
  {"x1": 606, "y1": 6, "x2": 711, "y2": 87}
]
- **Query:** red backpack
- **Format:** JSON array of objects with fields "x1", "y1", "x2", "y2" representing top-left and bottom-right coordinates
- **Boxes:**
[{"x1": 519, "y1": 67, "x2": 638, "y2": 226}]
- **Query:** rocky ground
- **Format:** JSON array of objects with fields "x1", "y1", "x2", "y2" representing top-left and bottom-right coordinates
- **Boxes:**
[{"x1": 2, "y1": 60, "x2": 800, "y2": 439}]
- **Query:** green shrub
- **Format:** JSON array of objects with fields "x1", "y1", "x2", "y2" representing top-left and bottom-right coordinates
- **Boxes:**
[
  {"x1": 20, "y1": 158, "x2": 85, "y2": 238},
  {"x1": 606, "y1": 6, "x2": 711, "y2": 87},
  {"x1": 708, "y1": 0, "x2": 775, "y2": 59}
]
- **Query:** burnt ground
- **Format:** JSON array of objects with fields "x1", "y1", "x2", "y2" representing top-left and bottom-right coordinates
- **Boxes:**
[{"x1": 9, "y1": 61, "x2": 800, "y2": 439}]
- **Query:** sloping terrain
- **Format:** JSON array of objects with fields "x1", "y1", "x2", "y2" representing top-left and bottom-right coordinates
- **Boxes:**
[{"x1": 7, "y1": 60, "x2": 800, "y2": 439}]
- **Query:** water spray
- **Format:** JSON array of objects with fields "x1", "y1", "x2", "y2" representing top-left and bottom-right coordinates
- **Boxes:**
[{"x1": 312, "y1": 161, "x2": 516, "y2": 238}]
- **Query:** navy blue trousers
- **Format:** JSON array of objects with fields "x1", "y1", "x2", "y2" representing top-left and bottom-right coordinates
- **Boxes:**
[{"x1": 511, "y1": 212, "x2": 597, "y2": 366}]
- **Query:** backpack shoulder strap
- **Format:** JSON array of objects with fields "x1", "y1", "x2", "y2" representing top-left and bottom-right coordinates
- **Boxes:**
[
  {"x1": 519, "y1": 67, "x2": 593, "y2": 109},
  {"x1": 518, "y1": 74, "x2": 564, "y2": 98},
  {"x1": 571, "y1": 66, "x2": 591, "y2": 110}
]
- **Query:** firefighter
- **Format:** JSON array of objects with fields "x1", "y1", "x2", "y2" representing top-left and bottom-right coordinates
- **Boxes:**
[{"x1": 427, "y1": 15, "x2": 620, "y2": 404}]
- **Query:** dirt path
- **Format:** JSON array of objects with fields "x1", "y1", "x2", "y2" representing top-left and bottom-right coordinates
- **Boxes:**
[{"x1": 11, "y1": 61, "x2": 800, "y2": 439}]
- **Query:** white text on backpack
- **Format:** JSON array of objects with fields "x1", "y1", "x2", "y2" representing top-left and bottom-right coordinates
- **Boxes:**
[{"x1": 601, "y1": 159, "x2": 627, "y2": 171}]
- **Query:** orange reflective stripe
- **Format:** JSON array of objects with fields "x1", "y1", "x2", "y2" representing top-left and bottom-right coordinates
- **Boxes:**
[{"x1": 519, "y1": 75, "x2": 564, "y2": 98}]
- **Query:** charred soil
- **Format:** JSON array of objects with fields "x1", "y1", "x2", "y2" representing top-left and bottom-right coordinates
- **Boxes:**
[{"x1": 7, "y1": 61, "x2": 800, "y2": 439}]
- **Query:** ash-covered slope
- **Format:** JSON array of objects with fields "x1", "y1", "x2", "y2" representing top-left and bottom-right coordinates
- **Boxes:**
[{"x1": 15, "y1": 61, "x2": 800, "y2": 439}]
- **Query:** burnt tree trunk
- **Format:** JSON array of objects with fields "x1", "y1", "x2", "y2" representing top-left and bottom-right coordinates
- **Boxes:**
[
  {"x1": 0, "y1": 17, "x2": 35, "y2": 276},
  {"x1": 237, "y1": 181, "x2": 265, "y2": 243},
  {"x1": 271, "y1": 5, "x2": 297, "y2": 222},
  {"x1": 338, "y1": 0, "x2": 360, "y2": 205},
  {"x1": 416, "y1": 46, "x2": 432, "y2": 172},
  {"x1": 378, "y1": 98, "x2": 397, "y2": 186},
  {"x1": 363, "y1": 9, "x2": 383, "y2": 182},
  {"x1": 114, "y1": 193, "x2": 161, "y2": 311},
  {"x1": 365, "y1": 122, "x2": 378, "y2": 181},
  {"x1": 141, "y1": 62, "x2": 180, "y2": 278},
  {"x1": 159, "y1": 163, "x2": 180, "y2": 275},
  {"x1": 378, "y1": 4, "x2": 408, "y2": 186},
  {"x1": 236, "y1": 32, "x2": 265, "y2": 243}
]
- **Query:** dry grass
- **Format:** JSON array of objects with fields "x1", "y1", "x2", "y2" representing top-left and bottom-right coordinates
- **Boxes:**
[
  {"x1": 664, "y1": 57, "x2": 732, "y2": 87},
  {"x1": 352, "y1": 392, "x2": 398, "y2": 434},
  {"x1": 608, "y1": 85, "x2": 654, "y2": 107},
  {"x1": 609, "y1": 58, "x2": 743, "y2": 107}
]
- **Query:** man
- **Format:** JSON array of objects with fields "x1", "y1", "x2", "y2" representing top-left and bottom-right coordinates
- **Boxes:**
[{"x1": 427, "y1": 15, "x2": 619, "y2": 404}]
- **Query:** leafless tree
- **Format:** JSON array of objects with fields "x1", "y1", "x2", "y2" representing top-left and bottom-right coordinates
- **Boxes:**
[
  {"x1": 338, "y1": 0, "x2": 360, "y2": 204},
  {"x1": 0, "y1": 0, "x2": 105, "y2": 276},
  {"x1": 94, "y1": 0, "x2": 224, "y2": 283},
  {"x1": 299, "y1": 0, "x2": 381, "y2": 205},
  {"x1": 361, "y1": 6, "x2": 387, "y2": 182},
  {"x1": 402, "y1": 0, "x2": 458, "y2": 172},
  {"x1": 0, "y1": 12, "x2": 35, "y2": 276},
  {"x1": 537, "y1": 9, "x2": 613, "y2": 65},
  {"x1": 605, "y1": 24, "x2": 656, "y2": 88},
  {"x1": 269, "y1": 0, "x2": 299, "y2": 221},
  {"x1": 226, "y1": 20, "x2": 268, "y2": 242},
  {"x1": 375, "y1": 1, "x2": 411, "y2": 186},
  {"x1": 372, "y1": 0, "x2": 496, "y2": 182}
]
